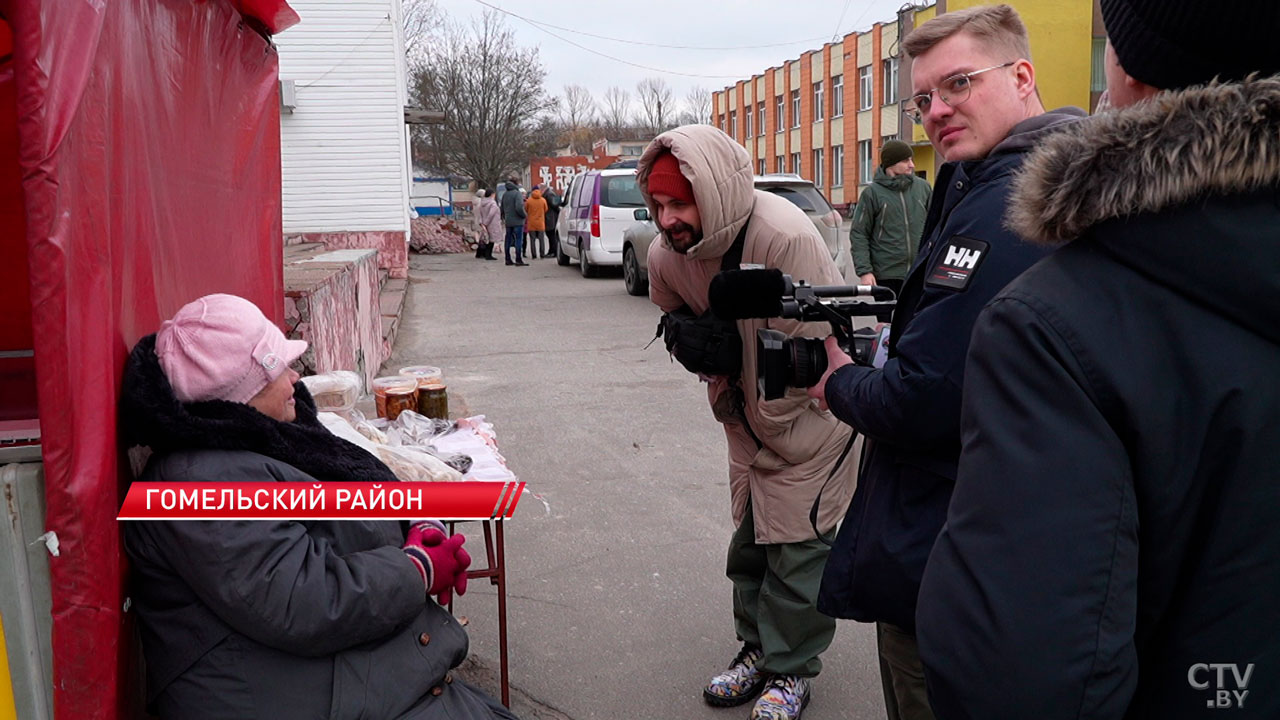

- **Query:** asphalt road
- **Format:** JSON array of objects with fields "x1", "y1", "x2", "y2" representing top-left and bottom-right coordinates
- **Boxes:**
[{"x1": 384, "y1": 251, "x2": 886, "y2": 720}]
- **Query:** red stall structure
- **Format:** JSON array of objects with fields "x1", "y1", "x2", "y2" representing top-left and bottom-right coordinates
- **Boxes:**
[{"x1": 0, "y1": 0, "x2": 298, "y2": 716}]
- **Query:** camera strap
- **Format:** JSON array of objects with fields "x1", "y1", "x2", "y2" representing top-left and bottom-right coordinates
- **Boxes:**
[{"x1": 809, "y1": 429, "x2": 859, "y2": 546}]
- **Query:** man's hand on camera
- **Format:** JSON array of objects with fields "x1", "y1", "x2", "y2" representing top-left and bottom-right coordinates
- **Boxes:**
[{"x1": 808, "y1": 336, "x2": 854, "y2": 411}]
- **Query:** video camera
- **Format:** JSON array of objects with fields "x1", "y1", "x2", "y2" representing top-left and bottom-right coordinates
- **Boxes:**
[{"x1": 708, "y1": 269, "x2": 896, "y2": 400}]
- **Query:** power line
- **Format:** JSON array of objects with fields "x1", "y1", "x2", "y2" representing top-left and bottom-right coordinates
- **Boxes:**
[
  {"x1": 467, "y1": 0, "x2": 748, "y2": 79},
  {"x1": 833, "y1": 0, "x2": 855, "y2": 42},
  {"x1": 470, "y1": 0, "x2": 830, "y2": 51}
]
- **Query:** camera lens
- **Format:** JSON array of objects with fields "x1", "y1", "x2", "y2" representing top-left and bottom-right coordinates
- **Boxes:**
[{"x1": 790, "y1": 338, "x2": 828, "y2": 389}]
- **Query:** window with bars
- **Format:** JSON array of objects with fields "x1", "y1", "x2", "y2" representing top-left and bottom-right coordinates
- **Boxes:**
[
  {"x1": 832, "y1": 145, "x2": 844, "y2": 186},
  {"x1": 813, "y1": 80, "x2": 824, "y2": 122},
  {"x1": 858, "y1": 66, "x2": 872, "y2": 111},
  {"x1": 882, "y1": 57, "x2": 899, "y2": 105},
  {"x1": 831, "y1": 75, "x2": 844, "y2": 117}
]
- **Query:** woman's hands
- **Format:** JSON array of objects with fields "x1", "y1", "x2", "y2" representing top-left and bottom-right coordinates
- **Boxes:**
[{"x1": 402, "y1": 523, "x2": 472, "y2": 605}]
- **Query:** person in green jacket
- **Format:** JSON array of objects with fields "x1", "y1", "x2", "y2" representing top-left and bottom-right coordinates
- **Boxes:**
[{"x1": 849, "y1": 140, "x2": 932, "y2": 296}]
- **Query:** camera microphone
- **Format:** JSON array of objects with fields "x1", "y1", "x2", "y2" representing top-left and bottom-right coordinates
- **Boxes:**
[{"x1": 709, "y1": 268, "x2": 787, "y2": 320}]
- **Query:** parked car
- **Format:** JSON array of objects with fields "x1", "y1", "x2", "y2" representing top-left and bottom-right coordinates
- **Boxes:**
[
  {"x1": 556, "y1": 168, "x2": 646, "y2": 277},
  {"x1": 621, "y1": 174, "x2": 850, "y2": 296}
]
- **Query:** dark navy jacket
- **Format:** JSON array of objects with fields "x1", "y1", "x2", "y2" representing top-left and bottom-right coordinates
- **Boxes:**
[{"x1": 817, "y1": 110, "x2": 1085, "y2": 630}]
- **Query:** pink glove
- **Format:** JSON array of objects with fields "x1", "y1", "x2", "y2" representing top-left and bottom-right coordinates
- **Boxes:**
[{"x1": 402, "y1": 524, "x2": 471, "y2": 605}]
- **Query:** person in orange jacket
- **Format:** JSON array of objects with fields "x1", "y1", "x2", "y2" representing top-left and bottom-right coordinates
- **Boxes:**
[{"x1": 524, "y1": 187, "x2": 549, "y2": 259}]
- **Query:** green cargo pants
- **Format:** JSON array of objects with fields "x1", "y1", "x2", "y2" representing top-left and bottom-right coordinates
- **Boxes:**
[{"x1": 727, "y1": 502, "x2": 836, "y2": 677}]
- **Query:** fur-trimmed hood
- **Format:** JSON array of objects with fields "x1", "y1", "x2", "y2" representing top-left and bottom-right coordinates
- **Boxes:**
[{"x1": 1009, "y1": 75, "x2": 1280, "y2": 245}]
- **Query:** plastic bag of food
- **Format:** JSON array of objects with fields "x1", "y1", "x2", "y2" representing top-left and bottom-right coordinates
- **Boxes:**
[
  {"x1": 374, "y1": 444, "x2": 463, "y2": 483},
  {"x1": 300, "y1": 371, "x2": 363, "y2": 413}
]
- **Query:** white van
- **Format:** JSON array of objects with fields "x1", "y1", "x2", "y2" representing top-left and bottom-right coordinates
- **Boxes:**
[{"x1": 556, "y1": 168, "x2": 646, "y2": 277}]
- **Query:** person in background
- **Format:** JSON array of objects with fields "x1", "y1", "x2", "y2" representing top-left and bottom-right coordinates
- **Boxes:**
[
  {"x1": 917, "y1": 1, "x2": 1280, "y2": 716},
  {"x1": 524, "y1": 186, "x2": 549, "y2": 259},
  {"x1": 807, "y1": 6, "x2": 1087, "y2": 718},
  {"x1": 541, "y1": 183, "x2": 564, "y2": 259},
  {"x1": 473, "y1": 188, "x2": 501, "y2": 261},
  {"x1": 119, "y1": 294, "x2": 513, "y2": 720},
  {"x1": 500, "y1": 178, "x2": 527, "y2": 266},
  {"x1": 848, "y1": 140, "x2": 932, "y2": 297}
]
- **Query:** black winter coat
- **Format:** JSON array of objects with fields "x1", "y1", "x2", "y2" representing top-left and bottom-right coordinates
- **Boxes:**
[
  {"x1": 120, "y1": 336, "x2": 517, "y2": 720},
  {"x1": 817, "y1": 109, "x2": 1086, "y2": 630},
  {"x1": 918, "y1": 77, "x2": 1280, "y2": 719}
]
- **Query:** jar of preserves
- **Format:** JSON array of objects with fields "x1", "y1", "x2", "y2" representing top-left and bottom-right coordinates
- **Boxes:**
[
  {"x1": 418, "y1": 383, "x2": 449, "y2": 420},
  {"x1": 372, "y1": 375, "x2": 418, "y2": 420}
]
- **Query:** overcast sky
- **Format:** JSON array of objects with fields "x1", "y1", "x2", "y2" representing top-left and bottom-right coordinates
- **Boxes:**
[{"x1": 435, "y1": 0, "x2": 914, "y2": 115}]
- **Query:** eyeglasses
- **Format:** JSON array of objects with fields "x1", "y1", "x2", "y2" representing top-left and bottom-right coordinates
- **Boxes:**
[{"x1": 903, "y1": 61, "x2": 1016, "y2": 125}]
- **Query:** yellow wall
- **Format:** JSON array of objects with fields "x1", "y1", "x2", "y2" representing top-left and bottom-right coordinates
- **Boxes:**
[
  {"x1": 0, "y1": 615, "x2": 17, "y2": 720},
  {"x1": 945, "y1": 0, "x2": 1094, "y2": 112}
]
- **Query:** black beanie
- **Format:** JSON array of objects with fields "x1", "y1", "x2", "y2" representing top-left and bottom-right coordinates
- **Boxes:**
[
  {"x1": 880, "y1": 140, "x2": 913, "y2": 169},
  {"x1": 1100, "y1": 0, "x2": 1280, "y2": 90}
]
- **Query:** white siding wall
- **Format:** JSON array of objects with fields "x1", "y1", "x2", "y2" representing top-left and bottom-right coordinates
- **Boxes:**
[{"x1": 276, "y1": 0, "x2": 411, "y2": 234}]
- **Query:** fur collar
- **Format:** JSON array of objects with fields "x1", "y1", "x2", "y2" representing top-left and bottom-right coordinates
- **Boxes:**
[
  {"x1": 120, "y1": 334, "x2": 399, "y2": 486},
  {"x1": 1008, "y1": 75, "x2": 1280, "y2": 245}
]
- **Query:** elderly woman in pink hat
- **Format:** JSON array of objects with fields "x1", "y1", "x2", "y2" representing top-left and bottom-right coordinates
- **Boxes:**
[{"x1": 119, "y1": 294, "x2": 517, "y2": 720}]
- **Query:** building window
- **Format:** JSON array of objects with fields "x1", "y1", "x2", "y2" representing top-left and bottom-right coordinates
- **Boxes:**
[
  {"x1": 858, "y1": 65, "x2": 872, "y2": 111},
  {"x1": 813, "y1": 80, "x2": 825, "y2": 122},
  {"x1": 832, "y1": 144, "x2": 844, "y2": 186},
  {"x1": 744, "y1": 107, "x2": 752, "y2": 137},
  {"x1": 758, "y1": 102, "x2": 766, "y2": 136},
  {"x1": 790, "y1": 89, "x2": 801, "y2": 128},
  {"x1": 776, "y1": 155, "x2": 785, "y2": 173},
  {"x1": 718, "y1": 114, "x2": 726, "y2": 131},
  {"x1": 729, "y1": 110, "x2": 737, "y2": 138},
  {"x1": 1091, "y1": 38, "x2": 1107, "y2": 92},
  {"x1": 758, "y1": 158, "x2": 767, "y2": 175},
  {"x1": 790, "y1": 152, "x2": 801, "y2": 174},
  {"x1": 882, "y1": 57, "x2": 899, "y2": 105},
  {"x1": 858, "y1": 140, "x2": 872, "y2": 183},
  {"x1": 622, "y1": 145, "x2": 644, "y2": 155},
  {"x1": 812, "y1": 147, "x2": 824, "y2": 186},
  {"x1": 776, "y1": 95, "x2": 784, "y2": 131},
  {"x1": 831, "y1": 74, "x2": 844, "y2": 117}
]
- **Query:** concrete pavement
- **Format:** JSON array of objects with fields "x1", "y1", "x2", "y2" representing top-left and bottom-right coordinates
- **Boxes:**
[{"x1": 384, "y1": 252, "x2": 887, "y2": 720}]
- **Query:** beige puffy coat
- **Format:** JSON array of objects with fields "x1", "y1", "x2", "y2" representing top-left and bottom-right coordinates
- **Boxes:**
[{"x1": 638, "y1": 125, "x2": 856, "y2": 544}]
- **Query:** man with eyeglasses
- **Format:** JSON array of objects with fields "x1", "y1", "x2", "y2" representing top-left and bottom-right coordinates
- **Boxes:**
[{"x1": 805, "y1": 5, "x2": 1086, "y2": 719}]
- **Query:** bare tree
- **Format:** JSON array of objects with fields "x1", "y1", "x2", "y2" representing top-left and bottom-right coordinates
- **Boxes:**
[
  {"x1": 601, "y1": 86, "x2": 632, "y2": 135},
  {"x1": 636, "y1": 77, "x2": 674, "y2": 136},
  {"x1": 409, "y1": 10, "x2": 554, "y2": 188},
  {"x1": 683, "y1": 86, "x2": 712, "y2": 125},
  {"x1": 556, "y1": 84, "x2": 598, "y2": 154},
  {"x1": 402, "y1": 0, "x2": 442, "y2": 72}
]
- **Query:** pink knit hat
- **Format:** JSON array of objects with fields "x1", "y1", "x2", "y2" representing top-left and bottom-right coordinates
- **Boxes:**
[{"x1": 156, "y1": 294, "x2": 308, "y2": 404}]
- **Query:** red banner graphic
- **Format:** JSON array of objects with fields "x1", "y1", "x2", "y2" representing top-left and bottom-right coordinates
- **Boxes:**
[{"x1": 118, "y1": 481, "x2": 525, "y2": 521}]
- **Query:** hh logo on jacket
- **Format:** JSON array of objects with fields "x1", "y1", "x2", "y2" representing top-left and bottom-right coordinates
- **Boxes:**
[{"x1": 926, "y1": 236, "x2": 989, "y2": 291}]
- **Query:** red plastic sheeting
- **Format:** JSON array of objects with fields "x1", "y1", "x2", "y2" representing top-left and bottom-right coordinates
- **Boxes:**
[{"x1": 1, "y1": 0, "x2": 295, "y2": 716}]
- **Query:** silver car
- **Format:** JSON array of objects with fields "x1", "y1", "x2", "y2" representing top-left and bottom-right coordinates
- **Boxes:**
[{"x1": 622, "y1": 174, "x2": 850, "y2": 296}]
